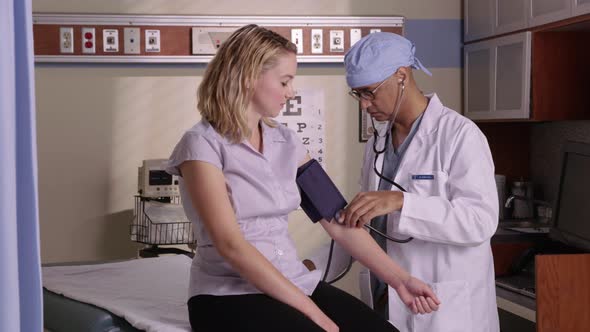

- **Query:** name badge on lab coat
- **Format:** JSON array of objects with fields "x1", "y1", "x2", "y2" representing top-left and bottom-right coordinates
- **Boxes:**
[{"x1": 411, "y1": 174, "x2": 435, "y2": 180}]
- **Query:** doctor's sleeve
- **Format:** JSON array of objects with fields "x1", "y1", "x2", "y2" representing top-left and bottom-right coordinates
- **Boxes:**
[{"x1": 395, "y1": 124, "x2": 499, "y2": 246}]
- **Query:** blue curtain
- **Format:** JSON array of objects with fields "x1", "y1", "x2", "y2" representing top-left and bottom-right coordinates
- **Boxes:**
[{"x1": 0, "y1": 0, "x2": 43, "y2": 330}]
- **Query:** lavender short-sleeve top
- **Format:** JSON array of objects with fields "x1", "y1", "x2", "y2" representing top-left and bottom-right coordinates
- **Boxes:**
[{"x1": 167, "y1": 120, "x2": 321, "y2": 298}]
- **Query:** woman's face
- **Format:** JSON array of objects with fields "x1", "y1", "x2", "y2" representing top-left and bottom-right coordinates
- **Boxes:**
[{"x1": 249, "y1": 52, "x2": 297, "y2": 118}]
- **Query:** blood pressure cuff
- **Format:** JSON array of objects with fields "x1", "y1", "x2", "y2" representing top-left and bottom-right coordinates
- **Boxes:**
[{"x1": 296, "y1": 159, "x2": 347, "y2": 223}]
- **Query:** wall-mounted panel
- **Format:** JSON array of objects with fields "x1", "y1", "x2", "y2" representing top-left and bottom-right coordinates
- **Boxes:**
[{"x1": 33, "y1": 14, "x2": 404, "y2": 63}]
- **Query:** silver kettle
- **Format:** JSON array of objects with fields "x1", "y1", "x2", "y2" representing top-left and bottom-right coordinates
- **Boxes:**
[{"x1": 510, "y1": 181, "x2": 534, "y2": 219}]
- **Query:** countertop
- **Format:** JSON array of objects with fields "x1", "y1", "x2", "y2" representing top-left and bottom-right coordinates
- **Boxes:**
[{"x1": 493, "y1": 220, "x2": 551, "y2": 243}]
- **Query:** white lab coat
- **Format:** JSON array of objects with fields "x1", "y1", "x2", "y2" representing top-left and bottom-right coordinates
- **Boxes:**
[{"x1": 319, "y1": 94, "x2": 500, "y2": 332}]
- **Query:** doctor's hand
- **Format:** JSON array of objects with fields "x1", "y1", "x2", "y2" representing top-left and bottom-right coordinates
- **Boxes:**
[
  {"x1": 338, "y1": 191, "x2": 404, "y2": 228},
  {"x1": 394, "y1": 276, "x2": 441, "y2": 315}
]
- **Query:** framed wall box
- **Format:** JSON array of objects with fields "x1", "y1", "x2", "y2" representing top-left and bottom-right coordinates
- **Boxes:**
[{"x1": 359, "y1": 107, "x2": 374, "y2": 142}]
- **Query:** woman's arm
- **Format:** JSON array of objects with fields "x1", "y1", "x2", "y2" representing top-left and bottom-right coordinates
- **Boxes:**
[
  {"x1": 319, "y1": 219, "x2": 440, "y2": 314},
  {"x1": 180, "y1": 160, "x2": 337, "y2": 330},
  {"x1": 296, "y1": 155, "x2": 439, "y2": 314}
]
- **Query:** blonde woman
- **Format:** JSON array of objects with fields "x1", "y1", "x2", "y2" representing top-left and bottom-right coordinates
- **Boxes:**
[{"x1": 167, "y1": 24, "x2": 439, "y2": 332}]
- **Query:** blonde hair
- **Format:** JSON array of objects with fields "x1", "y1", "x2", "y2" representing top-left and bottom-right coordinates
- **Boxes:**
[{"x1": 197, "y1": 24, "x2": 297, "y2": 143}]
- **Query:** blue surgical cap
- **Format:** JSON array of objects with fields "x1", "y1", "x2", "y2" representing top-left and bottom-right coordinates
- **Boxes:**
[{"x1": 344, "y1": 32, "x2": 432, "y2": 88}]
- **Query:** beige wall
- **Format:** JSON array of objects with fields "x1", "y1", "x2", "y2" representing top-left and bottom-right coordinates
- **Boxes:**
[
  {"x1": 34, "y1": 0, "x2": 461, "y2": 298},
  {"x1": 33, "y1": 0, "x2": 461, "y2": 19}
]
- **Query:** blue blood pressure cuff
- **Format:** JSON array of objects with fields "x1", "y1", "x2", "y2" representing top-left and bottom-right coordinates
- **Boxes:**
[{"x1": 296, "y1": 159, "x2": 347, "y2": 223}]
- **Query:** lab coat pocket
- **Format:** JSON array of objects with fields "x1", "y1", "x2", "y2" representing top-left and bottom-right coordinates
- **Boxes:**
[
  {"x1": 408, "y1": 171, "x2": 448, "y2": 198},
  {"x1": 413, "y1": 280, "x2": 472, "y2": 332}
]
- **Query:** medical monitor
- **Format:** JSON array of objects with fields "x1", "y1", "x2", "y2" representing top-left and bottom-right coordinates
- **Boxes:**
[
  {"x1": 137, "y1": 159, "x2": 180, "y2": 198},
  {"x1": 549, "y1": 141, "x2": 590, "y2": 252}
]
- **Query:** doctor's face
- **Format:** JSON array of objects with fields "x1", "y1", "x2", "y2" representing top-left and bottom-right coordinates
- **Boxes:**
[
  {"x1": 353, "y1": 75, "x2": 402, "y2": 122},
  {"x1": 250, "y1": 52, "x2": 297, "y2": 118}
]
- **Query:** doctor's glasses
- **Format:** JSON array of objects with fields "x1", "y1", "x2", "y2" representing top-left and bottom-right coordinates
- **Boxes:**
[{"x1": 348, "y1": 76, "x2": 390, "y2": 101}]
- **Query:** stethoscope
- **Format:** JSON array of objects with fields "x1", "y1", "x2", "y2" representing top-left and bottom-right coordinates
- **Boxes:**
[
  {"x1": 366, "y1": 80, "x2": 413, "y2": 244},
  {"x1": 323, "y1": 79, "x2": 413, "y2": 283}
]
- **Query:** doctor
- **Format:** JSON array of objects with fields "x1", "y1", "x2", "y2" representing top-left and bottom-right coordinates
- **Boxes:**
[{"x1": 337, "y1": 33, "x2": 500, "y2": 332}]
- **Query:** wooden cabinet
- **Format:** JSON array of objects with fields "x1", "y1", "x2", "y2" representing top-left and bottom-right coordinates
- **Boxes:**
[
  {"x1": 464, "y1": 40, "x2": 493, "y2": 116},
  {"x1": 465, "y1": 17, "x2": 590, "y2": 122},
  {"x1": 492, "y1": 234, "x2": 590, "y2": 332},
  {"x1": 530, "y1": 28, "x2": 590, "y2": 121},
  {"x1": 465, "y1": 0, "x2": 495, "y2": 42},
  {"x1": 464, "y1": 32, "x2": 531, "y2": 120},
  {"x1": 536, "y1": 254, "x2": 590, "y2": 331},
  {"x1": 464, "y1": 0, "x2": 529, "y2": 40},
  {"x1": 529, "y1": 0, "x2": 572, "y2": 27},
  {"x1": 573, "y1": 0, "x2": 590, "y2": 16},
  {"x1": 496, "y1": 0, "x2": 529, "y2": 34},
  {"x1": 466, "y1": 0, "x2": 590, "y2": 42}
]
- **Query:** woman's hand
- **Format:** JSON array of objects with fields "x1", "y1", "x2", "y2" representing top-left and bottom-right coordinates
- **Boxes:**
[
  {"x1": 307, "y1": 311, "x2": 339, "y2": 332},
  {"x1": 394, "y1": 276, "x2": 441, "y2": 314}
]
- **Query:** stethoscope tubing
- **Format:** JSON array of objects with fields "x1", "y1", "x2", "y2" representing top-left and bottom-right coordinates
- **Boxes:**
[{"x1": 367, "y1": 81, "x2": 413, "y2": 243}]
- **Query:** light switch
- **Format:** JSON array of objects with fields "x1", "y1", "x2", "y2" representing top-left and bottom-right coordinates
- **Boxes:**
[
  {"x1": 103, "y1": 29, "x2": 119, "y2": 52},
  {"x1": 291, "y1": 29, "x2": 303, "y2": 54},
  {"x1": 124, "y1": 28, "x2": 140, "y2": 54}
]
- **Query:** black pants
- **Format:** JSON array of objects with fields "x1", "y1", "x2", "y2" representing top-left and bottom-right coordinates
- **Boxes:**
[{"x1": 187, "y1": 281, "x2": 399, "y2": 332}]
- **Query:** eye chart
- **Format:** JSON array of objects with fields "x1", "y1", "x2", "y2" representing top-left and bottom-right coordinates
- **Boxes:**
[{"x1": 276, "y1": 89, "x2": 326, "y2": 168}]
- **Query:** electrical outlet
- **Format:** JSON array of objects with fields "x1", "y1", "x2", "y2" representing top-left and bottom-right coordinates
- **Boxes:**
[
  {"x1": 124, "y1": 28, "x2": 140, "y2": 54},
  {"x1": 350, "y1": 28, "x2": 362, "y2": 47},
  {"x1": 370, "y1": 28, "x2": 382, "y2": 34},
  {"x1": 103, "y1": 29, "x2": 119, "y2": 52},
  {"x1": 145, "y1": 30, "x2": 161, "y2": 52},
  {"x1": 311, "y1": 29, "x2": 323, "y2": 54},
  {"x1": 81, "y1": 27, "x2": 95, "y2": 54},
  {"x1": 291, "y1": 29, "x2": 303, "y2": 54},
  {"x1": 329, "y1": 30, "x2": 344, "y2": 52},
  {"x1": 59, "y1": 27, "x2": 74, "y2": 53}
]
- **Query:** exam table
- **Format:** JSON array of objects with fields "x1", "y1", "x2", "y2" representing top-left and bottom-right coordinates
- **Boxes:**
[{"x1": 42, "y1": 255, "x2": 193, "y2": 332}]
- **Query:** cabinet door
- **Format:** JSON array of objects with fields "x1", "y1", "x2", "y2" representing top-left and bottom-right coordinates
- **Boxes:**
[
  {"x1": 493, "y1": 32, "x2": 531, "y2": 119},
  {"x1": 529, "y1": 0, "x2": 572, "y2": 27},
  {"x1": 573, "y1": 0, "x2": 590, "y2": 16},
  {"x1": 464, "y1": 40, "x2": 494, "y2": 119},
  {"x1": 495, "y1": 0, "x2": 529, "y2": 34},
  {"x1": 465, "y1": 0, "x2": 495, "y2": 42},
  {"x1": 464, "y1": 32, "x2": 531, "y2": 120}
]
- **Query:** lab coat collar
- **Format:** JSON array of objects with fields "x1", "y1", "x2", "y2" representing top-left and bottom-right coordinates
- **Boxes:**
[
  {"x1": 415, "y1": 93, "x2": 443, "y2": 138},
  {"x1": 391, "y1": 93, "x2": 444, "y2": 178},
  {"x1": 370, "y1": 93, "x2": 444, "y2": 191}
]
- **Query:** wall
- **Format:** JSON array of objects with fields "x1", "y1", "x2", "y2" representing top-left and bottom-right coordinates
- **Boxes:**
[{"x1": 34, "y1": 0, "x2": 462, "y2": 298}]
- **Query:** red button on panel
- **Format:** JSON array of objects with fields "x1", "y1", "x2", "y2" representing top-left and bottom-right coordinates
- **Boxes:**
[
  {"x1": 85, "y1": 41, "x2": 93, "y2": 48},
  {"x1": 84, "y1": 32, "x2": 93, "y2": 39}
]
